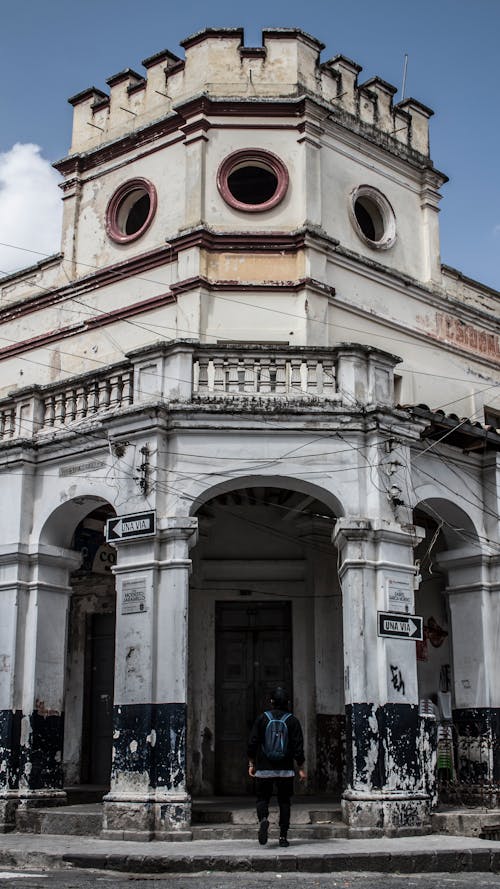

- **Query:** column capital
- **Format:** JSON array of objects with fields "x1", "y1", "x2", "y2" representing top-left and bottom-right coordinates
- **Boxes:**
[
  {"x1": 158, "y1": 516, "x2": 198, "y2": 546},
  {"x1": 333, "y1": 516, "x2": 423, "y2": 548}
]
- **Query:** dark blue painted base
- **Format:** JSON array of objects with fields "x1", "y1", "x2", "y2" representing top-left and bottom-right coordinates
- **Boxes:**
[
  {"x1": 112, "y1": 703, "x2": 186, "y2": 790},
  {"x1": 345, "y1": 703, "x2": 422, "y2": 790},
  {"x1": 0, "y1": 709, "x2": 21, "y2": 791},
  {"x1": 0, "y1": 709, "x2": 64, "y2": 792}
]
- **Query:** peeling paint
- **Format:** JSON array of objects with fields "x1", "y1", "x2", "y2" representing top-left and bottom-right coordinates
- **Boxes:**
[
  {"x1": 20, "y1": 717, "x2": 31, "y2": 748},
  {"x1": 111, "y1": 702, "x2": 186, "y2": 792},
  {"x1": 346, "y1": 703, "x2": 422, "y2": 794}
]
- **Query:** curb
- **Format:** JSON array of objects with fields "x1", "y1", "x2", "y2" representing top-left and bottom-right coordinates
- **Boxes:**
[{"x1": 54, "y1": 848, "x2": 500, "y2": 874}]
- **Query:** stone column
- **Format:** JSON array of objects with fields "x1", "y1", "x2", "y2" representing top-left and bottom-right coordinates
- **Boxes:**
[
  {"x1": 439, "y1": 548, "x2": 500, "y2": 787},
  {"x1": 102, "y1": 516, "x2": 198, "y2": 840},
  {"x1": 333, "y1": 517, "x2": 430, "y2": 835},
  {"x1": 0, "y1": 545, "x2": 80, "y2": 830}
]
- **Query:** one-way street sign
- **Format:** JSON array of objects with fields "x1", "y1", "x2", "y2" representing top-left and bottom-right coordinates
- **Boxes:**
[
  {"x1": 378, "y1": 611, "x2": 423, "y2": 641},
  {"x1": 106, "y1": 510, "x2": 156, "y2": 542}
]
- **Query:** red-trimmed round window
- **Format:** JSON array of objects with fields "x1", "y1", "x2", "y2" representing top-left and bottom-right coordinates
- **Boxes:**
[
  {"x1": 217, "y1": 149, "x2": 289, "y2": 212},
  {"x1": 106, "y1": 178, "x2": 157, "y2": 243}
]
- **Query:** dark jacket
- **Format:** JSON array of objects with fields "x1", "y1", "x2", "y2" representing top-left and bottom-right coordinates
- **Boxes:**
[{"x1": 248, "y1": 709, "x2": 305, "y2": 772}]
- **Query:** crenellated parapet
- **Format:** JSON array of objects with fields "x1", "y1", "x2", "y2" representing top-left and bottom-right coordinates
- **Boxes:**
[{"x1": 65, "y1": 27, "x2": 433, "y2": 161}]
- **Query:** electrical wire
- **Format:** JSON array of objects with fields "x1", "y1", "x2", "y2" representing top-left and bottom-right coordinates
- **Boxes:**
[
  {"x1": 2, "y1": 240, "x2": 500, "y2": 553},
  {"x1": 2, "y1": 238, "x2": 500, "y2": 377}
]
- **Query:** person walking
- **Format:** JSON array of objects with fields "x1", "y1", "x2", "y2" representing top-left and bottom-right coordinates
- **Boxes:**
[{"x1": 247, "y1": 686, "x2": 306, "y2": 847}]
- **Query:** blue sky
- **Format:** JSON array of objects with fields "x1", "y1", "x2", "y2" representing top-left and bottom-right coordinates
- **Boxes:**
[{"x1": 1, "y1": 0, "x2": 499, "y2": 289}]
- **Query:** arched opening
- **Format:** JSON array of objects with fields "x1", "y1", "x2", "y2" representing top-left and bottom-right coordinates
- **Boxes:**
[
  {"x1": 65, "y1": 503, "x2": 117, "y2": 792},
  {"x1": 414, "y1": 508, "x2": 451, "y2": 706},
  {"x1": 40, "y1": 497, "x2": 117, "y2": 796},
  {"x1": 414, "y1": 498, "x2": 482, "y2": 801},
  {"x1": 187, "y1": 483, "x2": 343, "y2": 798}
]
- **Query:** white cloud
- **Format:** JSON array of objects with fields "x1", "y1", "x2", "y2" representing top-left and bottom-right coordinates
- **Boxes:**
[{"x1": 0, "y1": 143, "x2": 63, "y2": 276}]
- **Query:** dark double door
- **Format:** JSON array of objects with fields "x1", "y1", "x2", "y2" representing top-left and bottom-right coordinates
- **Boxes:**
[
  {"x1": 215, "y1": 601, "x2": 292, "y2": 794},
  {"x1": 83, "y1": 613, "x2": 115, "y2": 786}
]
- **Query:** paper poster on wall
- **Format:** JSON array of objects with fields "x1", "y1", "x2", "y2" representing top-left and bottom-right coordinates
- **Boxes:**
[
  {"x1": 121, "y1": 578, "x2": 148, "y2": 614},
  {"x1": 386, "y1": 575, "x2": 412, "y2": 613}
]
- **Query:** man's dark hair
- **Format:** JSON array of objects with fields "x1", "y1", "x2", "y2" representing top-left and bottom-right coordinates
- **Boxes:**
[{"x1": 270, "y1": 686, "x2": 289, "y2": 709}]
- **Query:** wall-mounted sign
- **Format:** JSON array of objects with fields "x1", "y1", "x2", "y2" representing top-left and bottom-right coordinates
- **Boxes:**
[
  {"x1": 378, "y1": 611, "x2": 423, "y2": 641},
  {"x1": 121, "y1": 578, "x2": 147, "y2": 614},
  {"x1": 106, "y1": 510, "x2": 156, "y2": 542},
  {"x1": 386, "y1": 576, "x2": 412, "y2": 612},
  {"x1": 59, "y1": 460, "x2": 104, "y2": 477}
]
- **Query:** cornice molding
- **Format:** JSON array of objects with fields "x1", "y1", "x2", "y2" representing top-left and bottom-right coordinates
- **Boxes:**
[
  {"x1": 0, "y1": 290, "x2": 176, "y2": 362},
  {"x1": 0, "y1": 272, "x2": 335, "y2": 363},
  {"x1": 0, "y1": 229, "x2": 318, "y2": 324}
]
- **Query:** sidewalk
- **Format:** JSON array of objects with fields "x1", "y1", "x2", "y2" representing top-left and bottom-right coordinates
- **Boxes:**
[{"x1": 1, "y1": 831, "x2": 500, "y2": 874}]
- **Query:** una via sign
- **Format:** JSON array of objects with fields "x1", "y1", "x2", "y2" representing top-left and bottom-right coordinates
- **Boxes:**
[
  {"x1": 378, "y1": 611, "x2": 423, "y2": 641},
  {"x1": 106, "y1": 510, "x2": 156, "y2": 542}
]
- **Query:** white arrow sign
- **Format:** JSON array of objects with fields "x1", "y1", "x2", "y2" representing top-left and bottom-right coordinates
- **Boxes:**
[
  {"x1": 377, "y1": 611, "x2": 423, "y2": 641},
  {"x1": 106, "y1": 511, "x2": 156, "y2": 542}
]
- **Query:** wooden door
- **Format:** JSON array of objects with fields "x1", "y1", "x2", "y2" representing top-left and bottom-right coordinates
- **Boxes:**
[
  {"x1": 215, "y1": 602, "x2": 292, "y2": 794},
  {"x1": 87, "y1": 613, "x2": 115, "y2": 786}
]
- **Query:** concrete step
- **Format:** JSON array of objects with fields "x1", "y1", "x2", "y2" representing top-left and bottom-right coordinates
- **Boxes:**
[
  {"x1": 65, "y1": 785, "x2": 108, "y2": 805},
  {"x1": 191, "y1": 799, "x2": 346, "y2": 839},
  {"x1": 191, "y1": 823, "x2": 349, "y2": 840},
  {"x1": 16, "y1": 803, "x2": 102, "y2": 837},
  {"x1": 431, "y1": 808, "x2": 500, "y2": 839},
  {"x1": 192, "y1": 799, "x2": 343, "y2": 827},
  {"x1": 192, "y1": 808, "x2": 233, "y2": 824}
]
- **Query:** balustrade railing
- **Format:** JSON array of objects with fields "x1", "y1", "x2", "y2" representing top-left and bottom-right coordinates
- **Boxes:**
[
  {"x1": 0, "y1": 364, "x2": 134, "y2": 442},
  {"x1": 193, "y1": 346, "x2": 339, "y2": 399},
  {"x1": 39, "y1": 368, "x2": 133, "y2": 432},
  {"x1": 0, "y1": 403, "x2": 16, "y2": 440},
  {"x1": 0, "y1": 342, "x2": 388, "y2": 443}
]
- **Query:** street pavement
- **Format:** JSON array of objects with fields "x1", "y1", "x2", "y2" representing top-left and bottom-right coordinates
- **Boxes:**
[
  {"x1": 3, "y1": 872, "x2": 500, "y2": 888},
  {"x1": 1, "y1": 831, "x2": 500, "y2": 875}
]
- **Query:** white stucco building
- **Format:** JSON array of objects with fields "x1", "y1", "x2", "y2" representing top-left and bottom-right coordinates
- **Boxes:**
[{"x1": 1, "y1": 27, "x2": 500, "y2": 839}]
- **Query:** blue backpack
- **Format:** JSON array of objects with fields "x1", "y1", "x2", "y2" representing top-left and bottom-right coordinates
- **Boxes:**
[{"x1": 262, "y1": 710, "x2": 292, "y2": 761}]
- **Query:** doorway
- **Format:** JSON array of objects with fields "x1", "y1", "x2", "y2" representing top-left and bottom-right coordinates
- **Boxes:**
[
  {"x1": 215, "y1": 601, "x2": 292, "y2": 794},
  {"x1": 83, "y1": 612, "x2": 116, "y2": 785}
]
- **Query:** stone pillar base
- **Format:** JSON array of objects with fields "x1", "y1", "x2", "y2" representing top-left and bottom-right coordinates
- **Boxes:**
[
  {"x1": 102, "y1": 795, "x2": 192, "y2": 841},
  {"x1": 0, "y1": 795, "x2": 19, "y2": 833},
  {"x1": 342, "y1": 791, "x2": 431, "y2": 836}
]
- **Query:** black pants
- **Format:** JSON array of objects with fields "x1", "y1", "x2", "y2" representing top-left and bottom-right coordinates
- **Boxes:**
[{"x1": 255, "y1": 776, "x2": 294, "y2": 833}]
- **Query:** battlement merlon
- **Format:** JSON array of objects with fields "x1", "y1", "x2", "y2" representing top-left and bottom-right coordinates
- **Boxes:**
[{"x1": 64, "y1": 27, "x2": 434, "y2": 161}]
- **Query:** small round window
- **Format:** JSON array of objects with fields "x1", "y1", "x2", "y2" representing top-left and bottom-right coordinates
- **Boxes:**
[
  {"x1": 217, "y1": 149, "x2": 289, "y2": 212},
  {"x1": 106, "y1": 178, "x2": 157, "y2": 243},
  {"x1": 350, "y1": 185, "x2": 396, "y2": 250}
]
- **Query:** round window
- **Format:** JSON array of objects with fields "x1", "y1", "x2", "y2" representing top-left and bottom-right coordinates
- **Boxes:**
[
  {"x1": 217, "y1": 149, "x2": 289, "y2": 212},
  {"x1": 350, "y1": 186, "x2": 396, "y2": 249},
  {"x1": 106, "y1": 178, "x2": 157, "y2": 243}
]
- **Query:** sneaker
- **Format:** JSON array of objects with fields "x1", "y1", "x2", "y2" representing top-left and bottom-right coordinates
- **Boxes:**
[
  {"x1": 279, "y1": 836, "x2": 289, "y2": 847},
  {"x1": 258, "y1": 818, "x2": 269, "y2": 845}
]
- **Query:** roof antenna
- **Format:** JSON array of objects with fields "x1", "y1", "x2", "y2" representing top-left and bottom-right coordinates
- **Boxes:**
[{"x1": 401, "y1": 53, "x2": 408, "y2": 100}]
